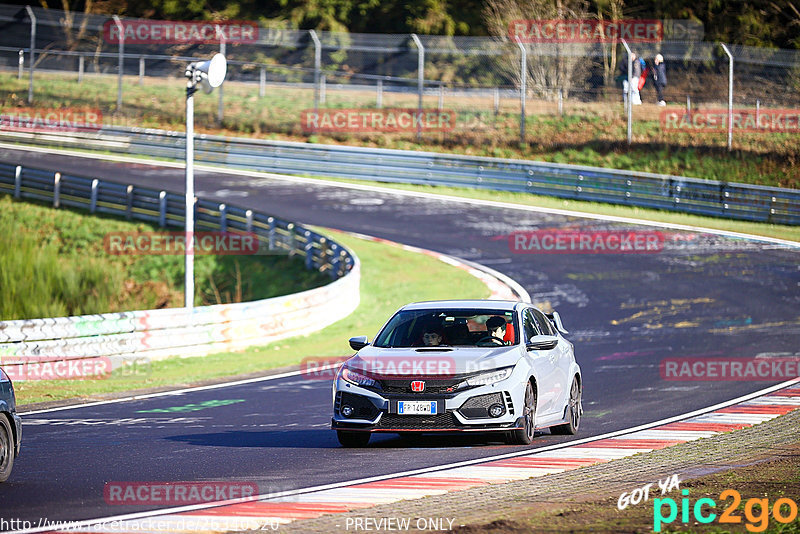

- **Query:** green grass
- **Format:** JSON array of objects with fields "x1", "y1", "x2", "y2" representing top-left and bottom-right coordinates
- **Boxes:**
[
  {"x1": 14, "y1": 230, "x2": 490, "y2": 405},
  {"x1": 2, "y1": 70, "x2": 799, "y2": 188},
  {"x1": 0, "y1": 194, "x2": 329, "y2": 320}
]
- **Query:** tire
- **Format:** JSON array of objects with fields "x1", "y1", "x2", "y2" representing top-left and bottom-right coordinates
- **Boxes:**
[
  {"x1": 551, "y1": 377, "x2": 582, "y2": 435},
  {"x1": 508, "y1": 381, "x2": 536, "y2": 445},
  {"x1": 0, "y1": 415, "x2": 14, "y2": 483},
  {"x1": 336, "y1": 430, "x2": 371, "y2": 448}
]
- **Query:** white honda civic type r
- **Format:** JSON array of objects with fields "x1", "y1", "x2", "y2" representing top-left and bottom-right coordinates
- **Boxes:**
[{"x1": 331, "y1": 300, "x2": 582, "y2": 447}]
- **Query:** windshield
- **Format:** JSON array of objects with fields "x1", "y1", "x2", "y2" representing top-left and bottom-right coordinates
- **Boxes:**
[{"x1": 373, "y1": 309, "x2": 518, "y2": 348}]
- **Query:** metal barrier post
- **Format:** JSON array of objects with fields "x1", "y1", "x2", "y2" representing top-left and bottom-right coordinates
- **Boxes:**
[
  {"x1": 558, "y1": 88, "x2": 563, "y2": 116},
  {"x1": 515, "y1": 38, "x2": 526, "y2": 145},
  {"x1": 621, "y1": 39, "x2": 632, "y2": 145},
  {"x1": 78, "y1": 54, "x2": 84, "y2": 83},
  {"x1": 245, "y1": 209, "x2": 253, "y2": 233},
  {"x1": 158, "y1": 191, "x2": 166, "y2": 226},
  {"x1": 90, "y1": 179, "x2": 99, "y2": 213},
  {"x1": 25, "y1": 6, "x2": 35, "y2": 104},
  {"x1": 439, "y1": 83, "x2": 444, "y2": 110},
  {"x1": 259, "y1": 66, "x2": 265, "y2": 97},
  {"x1": 410, "y1": 34, "x2": 424, "y2": 140},
  {"x1": 377, "y1": 79, "x2": 383, "y2": 109},
  {"x1": 721, "y1": 43, "x2": 734, "y2": 151},
  {"x1": 219, "y1": 203, "x2": 227, "y2": 231},
  {"x1": 112, "y1": 15, "x2": 124, "y2": 112},
  {"x1": 218, "y1": 37, "x2": 226, "y2": 123},
  {"x1": 494, "y1": 87, "x2": 499, "y2": 116},
  {"x1": 268, "y1": 216, "x2": 275, "y2": 250},
  {"x1": 53, "y1": 172, "x2": 61, "y2": 208},
  {"x1": 304, "y1": 230, "x2": 313, "y2": 269},
  {"x1": 126, "y1": 184, "x2": 133, "y2": 219},
  {"x1": 320, "y1": 74, "x2": 326, "y2": 104},
  {"x1": 309, "y1": 30, "x2": 321, "y2": 113},
  {"x1": 139, "y1": 56, "x2": 145, "y2": 84},
  {"x1": 17, "y1": 50, "x2": 23, "y2": 79},
  {"x1": 14, "y1": 166, "x2": 21, "y2": 198}
]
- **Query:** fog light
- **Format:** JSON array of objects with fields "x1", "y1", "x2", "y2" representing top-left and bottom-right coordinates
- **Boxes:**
[
  {"x1": 341, "y1": 405, "x2": 354, "y2": 417},
  {"x1": 488, "y1": 403, "x2": 505, "y2": 418}
]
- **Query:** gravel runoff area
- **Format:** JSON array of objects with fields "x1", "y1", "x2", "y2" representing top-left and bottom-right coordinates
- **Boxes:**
[{"x1": 283, "y1": 408, "x2": 800, "y2": 533}]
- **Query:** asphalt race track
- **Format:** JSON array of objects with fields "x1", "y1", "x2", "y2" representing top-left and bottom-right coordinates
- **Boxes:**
[{"x1": 1, "y1": 145, "x2": 798, "y2": 526}]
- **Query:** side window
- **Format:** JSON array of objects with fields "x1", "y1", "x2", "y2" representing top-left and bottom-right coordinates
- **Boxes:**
[
  {"x1": 523, "y1": 309, "x2": 539, "y2": 342},
  {"x1": 531, "y1": 309, "x2": 553, "y2": 336}
]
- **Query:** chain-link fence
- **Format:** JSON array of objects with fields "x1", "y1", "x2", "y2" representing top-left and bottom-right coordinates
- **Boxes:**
[{"x1": 1, "y1": 3, "x2": 799, "y2": 151}]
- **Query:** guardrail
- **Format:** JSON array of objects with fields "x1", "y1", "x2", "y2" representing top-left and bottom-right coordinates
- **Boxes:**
[
  {"x1": 0, "y1": 161, "x2": 359, "y2": 379},
  {"x1": 0, "y1": 126, "x2": 798, "y2": 225}
]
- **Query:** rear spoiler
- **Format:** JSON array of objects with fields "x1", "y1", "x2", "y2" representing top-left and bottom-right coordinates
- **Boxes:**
[{"x1": 545, "y1": 311, "x2": 569, "y2": 335}]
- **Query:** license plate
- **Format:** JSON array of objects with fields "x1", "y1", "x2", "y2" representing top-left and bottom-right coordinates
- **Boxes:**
[{"x1": 398, "y1": 401, "x2": 437, "y2": 415}]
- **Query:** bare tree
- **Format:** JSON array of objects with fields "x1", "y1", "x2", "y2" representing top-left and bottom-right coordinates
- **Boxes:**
[{"x1": 484, "y1": 0, "x2": 591, "y2": 99}]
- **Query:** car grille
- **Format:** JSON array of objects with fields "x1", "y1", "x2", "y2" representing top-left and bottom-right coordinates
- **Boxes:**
[
  {"x1": 377, "y1": 375, "x2": 478, "y2": 395},
  {"x1": 377, "y1": 411, "x2": 461, "y2": 430}
]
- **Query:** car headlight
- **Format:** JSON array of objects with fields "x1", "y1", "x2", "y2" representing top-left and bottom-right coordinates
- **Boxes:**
[
  {"x1": 340, "y1": 367, "x2": 377, "y2": 388},
  {"x1": 0, "y1": 368, "x2": 9, "y2": 382},
  {"x1": 465, "y1": 367, "x2": 514, "y2": 387}
]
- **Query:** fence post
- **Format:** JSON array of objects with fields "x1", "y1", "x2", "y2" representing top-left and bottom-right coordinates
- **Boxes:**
[
  {"x1": 410, "y1": 34, "x2": 424, "y2": 140},
  {"x1": 438, "y1": 83, "x2": 444, "y2": 110},
  {"x1": 219, "y1": 203, "x2": 227, "y2": 231},
  {"x1": 14, "y1": 166, "x2": 21, "y2": 198},
  {"x1": 78, "y1": 54, "x2": 84, "y2": 83},
  {"x1": 259, "y1": 66, "x2": 265, "y2": 97},
  {"x1": 268, "y1": 216, "x2": 276, "y2": 250},
  {"x1": 18, "y1": 50, "x2": 23, "y2": 79},
  {"x1": 53, "y1": 172, "x2": 61, "y2": 208},
  {"x1": 377, "y1": 79, "x2": 383, "y2": 108},
  {"x1": 720, "y1": 43, "x2": 733, "y2": 151},
  {"x1": 218, "y1": 36, "x2": 225, "y2": 123},
  {"x1": 515, "y1": 38, "x2": 526, "y2": 145},
  {"x1": 320, "y1": 74, "x2": 326, "y2": 104},
  {"x1": 126, "y1": 184, "x2": 133, "y2": 219},
  {"x1": 621, "y1": 39, "x2": 632, "y2": 145},
  {"x1": 558, "y1": 88, "x2": 563, "y2": 117},
  {"x1": 304, "y1": 230, "x2": 313, "y2": 269},
  {"x1": 158, "y1": 191, "x2": 166, "y2": 226},
  {"x1": 25, "y1": 6, "x2": 35, "y2": 104},
  {"x1": 494, "y1": 87, "x2": 499, "y2": 116},
  {"x1": 90, "y1": 179, "x2": 99, "y2": 213},
  {"x1": 309, "y1": 30, "x2": 321, "y2": 114},
  {"x1": 138, "y1": 56, "x2": 145, "y2": 84},
  {"x1": 112, "y1": 15, "x2": 124, "y2": 112}
]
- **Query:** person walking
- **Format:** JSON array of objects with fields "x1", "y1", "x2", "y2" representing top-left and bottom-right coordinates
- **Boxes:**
[
  {"x1": 620, "y1": 52, "x2": 642, "y2": 106},
  {"x1": 653, "y1": 54, "x2": 667, "y2": 106}
]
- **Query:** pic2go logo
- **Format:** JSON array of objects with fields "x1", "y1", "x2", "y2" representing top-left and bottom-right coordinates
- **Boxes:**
[{"x1": 654, "y1": 489, "x2": 799, "y2": 532}]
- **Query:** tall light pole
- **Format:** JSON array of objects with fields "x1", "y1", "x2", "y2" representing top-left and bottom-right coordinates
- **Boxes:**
[{"x1": 184, "y1": 53, "x2": 227, "y2": 311}]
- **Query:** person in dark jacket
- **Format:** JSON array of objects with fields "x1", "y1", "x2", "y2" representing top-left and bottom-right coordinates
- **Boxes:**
[{"x1": 653, "y1": 54, "x2": 667, "y2": 105}]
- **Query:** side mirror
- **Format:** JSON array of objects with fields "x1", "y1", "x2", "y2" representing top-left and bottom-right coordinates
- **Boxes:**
[
  {"x1": 349, "y1": 336, "x2": 369, "y2": 351},
  {"x1": 527, "y1": 335, "x2": 558, "y2": 351},
  {"x1": 547, "y1": 311, "x2": 569, "y2": 335}
]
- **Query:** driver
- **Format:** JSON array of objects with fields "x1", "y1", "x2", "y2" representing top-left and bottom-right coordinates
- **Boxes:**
[
  {"x1": 485, "y1": 316, "x2": 508, "y2": 345},
  {"x1": 422, "y1": 328, "x2": 444, "y2": 346}
]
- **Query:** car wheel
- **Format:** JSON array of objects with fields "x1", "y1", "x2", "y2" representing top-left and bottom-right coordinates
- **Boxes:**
[
  {"x1": 337, "y1": 430, "x2": 371, "y2": 448},
  {"x1": 509, "y1": 381, "x2": 536, "y2": 445},
  {"x1": 551, "y1": 377, "x2": 582, "y2": 435},
  {"x1": 0, "y1": 415, "x2": 14, "y2": 483}
]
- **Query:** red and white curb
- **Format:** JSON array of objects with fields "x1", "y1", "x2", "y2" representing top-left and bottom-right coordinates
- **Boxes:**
[{"x1": 30, "y1": 380, "x2": 800, "y2": 534}]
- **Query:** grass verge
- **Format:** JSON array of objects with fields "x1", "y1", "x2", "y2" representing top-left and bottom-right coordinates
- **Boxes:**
[
  {"x1": 2, "y1": 71, "x2": 799, "y2": 188},
  {"x1": 14, "y1": 230, "x2": 490, "y2": 406},
  {"x1": 0, "y1": 194, "x2": 328, "y2": 320}
]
